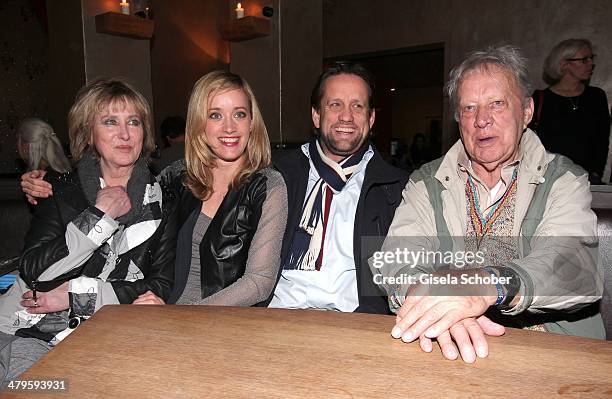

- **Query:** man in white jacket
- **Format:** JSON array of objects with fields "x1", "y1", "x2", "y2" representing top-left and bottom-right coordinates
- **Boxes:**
[{"x1": 372, "y1": 45, "x2": 604, "y2": 363}]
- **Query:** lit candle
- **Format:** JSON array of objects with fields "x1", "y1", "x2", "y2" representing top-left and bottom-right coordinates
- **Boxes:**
[
  {"x1": 120, "y1": 1, "x2": 130, "y2": 15},
  {"x1": 235, "y1": 3, "x2": 244, "y2": 19}
]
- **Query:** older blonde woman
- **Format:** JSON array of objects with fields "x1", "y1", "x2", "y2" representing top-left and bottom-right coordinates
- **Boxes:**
[{"x1": 1, "y1": 78, "x2": 177, "y2": 381}]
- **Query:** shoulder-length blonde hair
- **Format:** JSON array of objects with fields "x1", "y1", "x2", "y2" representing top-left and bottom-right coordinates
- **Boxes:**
[
  {"x1": 185, "y1": 70, "x2": 271, "y2": 201},
  {"x1": 68, "y1": 77, "x2": 155, "y2": 162}
]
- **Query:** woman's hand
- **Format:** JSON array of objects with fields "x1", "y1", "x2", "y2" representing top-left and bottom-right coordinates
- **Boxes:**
[
  {"x1": 132, "y1": 290, "x2": 165, "y2": 305},
  {"x1": 21, "y1": 170, "x2": 51, "y2": 205},
  {"x1": 95, "y1": 186, "x2": 131, "y2": 219},
  {"x1": 20, "y1": 282, "x2": 70, "y2": 314}
]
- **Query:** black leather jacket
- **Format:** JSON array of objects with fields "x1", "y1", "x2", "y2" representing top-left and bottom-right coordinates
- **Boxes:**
[
  {"x1": 19, "y1": 169, "x2": 179, "y2": 303},
  {"x1": 163, "y1": 165, "x2": 267, "y2": 303}
]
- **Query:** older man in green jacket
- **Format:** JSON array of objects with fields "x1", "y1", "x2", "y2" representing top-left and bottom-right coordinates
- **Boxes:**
[{"x1": 372, "y1": 45, "x2": 604, "y2": 363}]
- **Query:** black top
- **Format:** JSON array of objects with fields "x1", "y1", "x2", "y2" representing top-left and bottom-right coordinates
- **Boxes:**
[
  {"x1": 529, "y1": 86, "x2": 610, "y2": 182},
  {"x1": 161, "y1": 164, "x2": 270, "y2": 304},
  {"x1": 20, "y1": 165, "x2": 178, "y2": 303}
]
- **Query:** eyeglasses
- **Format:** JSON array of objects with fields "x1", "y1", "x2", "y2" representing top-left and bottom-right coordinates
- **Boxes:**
[{"x1": 566, "y1": 55, "x2": 596, "y2": 64}]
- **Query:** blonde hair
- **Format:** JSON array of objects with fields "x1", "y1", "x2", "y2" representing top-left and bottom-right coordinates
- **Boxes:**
[
  {"x1": 17, "y1": 117, "x2": 71, "y2": 173},
  {"x1": 185, "y1": 71, "x2": 271, "y2": 200},
  {"x1": 68, "y1": 78, "x2": 155, "y2": 162}
]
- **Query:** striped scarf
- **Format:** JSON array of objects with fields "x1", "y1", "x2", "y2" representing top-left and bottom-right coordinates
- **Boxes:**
[{"x1": 284, "y1": 138, "x2": 368, "y2": 271}]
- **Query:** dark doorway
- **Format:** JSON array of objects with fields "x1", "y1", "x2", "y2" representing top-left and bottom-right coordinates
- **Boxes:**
[{"x1": 325, "y1": 43, "x2": 445, "y2": 173}]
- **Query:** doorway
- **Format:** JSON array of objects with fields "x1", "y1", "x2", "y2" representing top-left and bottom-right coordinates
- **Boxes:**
[{"x1": 325, "y1": 43, "x2": 445, "y2": 173}]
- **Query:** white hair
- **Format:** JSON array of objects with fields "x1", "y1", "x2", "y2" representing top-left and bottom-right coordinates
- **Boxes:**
[
  {"x1": 446, "y1": 45, "x2": 532, "y2": 121},
  {"x1": 17, "y1": 118, "x2": 71, "y2": 173}
]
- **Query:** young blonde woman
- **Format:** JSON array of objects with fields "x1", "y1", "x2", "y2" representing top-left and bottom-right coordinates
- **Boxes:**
[{"x1": 156, "y1": 71, "x2": 287, "y2": 305}]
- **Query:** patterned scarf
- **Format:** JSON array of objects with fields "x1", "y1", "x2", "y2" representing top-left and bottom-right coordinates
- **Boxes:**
[
  {"x1": 78, "y1": 148, "x2": 152, "y2": 227},
  {"x1": 284, "y1": 138, "x2": 368, "y2": 271},
  {"x1": 466, "y1": 167, "x2": 518, "y2": 248},
  {"x1": 12, "y1": 150, "x2": 163, "y2": 345}
]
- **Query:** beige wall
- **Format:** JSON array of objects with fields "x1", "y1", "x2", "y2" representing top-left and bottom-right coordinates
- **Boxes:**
[
  {"x1": 231, "y1": 0, "x2": 322, "y2": 144},
  {"x1": 81, "y1": 0, "x2": 154, "y2": 109},
  {"x1": 230, "y1": 0, "x2": 280, "y2": 142},
  {"x1": 151, "y1": 0, "x2": 229, "y2": 136},
  {"x1": 45, "y1": 0, "x2": 154, "y2": 144},
  {"x1": 49, "y1": 0, "x2": 230, "y2": 145},
  {"x1": 323, "y1": 0, "x2": 612, "y2": 150},
  {"x1": 279, "y1": 0, "x2": 322, "y2": 144}
]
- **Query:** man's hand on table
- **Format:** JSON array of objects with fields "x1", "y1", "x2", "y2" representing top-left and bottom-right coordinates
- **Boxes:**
[
  {"x1": 417, "y1": 315, "x2": 505, "y2": 363},
  {"x1": 391, "y1": 269, "x2": 498, "y2": 343},
  {"x1": 390, "y1": 269, "x2": 504, "y2": 362}
]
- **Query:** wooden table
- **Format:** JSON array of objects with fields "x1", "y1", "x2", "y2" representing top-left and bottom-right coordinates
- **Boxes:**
[{"x1": 4, "y1": 306, "x2": 612, "y2": 398}]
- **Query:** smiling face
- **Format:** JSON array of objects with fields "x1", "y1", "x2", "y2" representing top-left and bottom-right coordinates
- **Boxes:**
[
  {"x1": 457, "y1": 65, "x2": 533, "y2": 174},
  {"x1": 204, "y1": 88, "x2": 251, "y2": 167},
  {"x1": 91, "y1": 101, "x2": 144, "y2": 176},
  {"x1": 312, "y1": 73, "x2": 375, "y2": 162},
  {"x1": 562, "y1": 46, "x2": 595, "y2": 82}
]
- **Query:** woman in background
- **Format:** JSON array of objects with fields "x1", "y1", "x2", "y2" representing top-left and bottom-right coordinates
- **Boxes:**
[
  {"x1": 529, "y1": 38, "x2": 610, "y2": 183},
  {"x1": 16, "y1": 118, "x2": 71, "y2": 173}
]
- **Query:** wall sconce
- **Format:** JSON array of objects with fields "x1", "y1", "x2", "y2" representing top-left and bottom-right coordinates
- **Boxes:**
[{"x1": 262, "y1": 6, "x2": 274, "y2": 17}]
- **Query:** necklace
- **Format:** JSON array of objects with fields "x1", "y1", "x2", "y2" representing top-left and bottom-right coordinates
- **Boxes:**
[{"x1": 568, "y1": 96, "x2": 580, "y2": 111}]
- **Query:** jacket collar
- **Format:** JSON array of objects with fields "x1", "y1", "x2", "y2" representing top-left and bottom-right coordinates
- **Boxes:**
[
  {"x1": 274, "y1": 142, "x2": 406, "y2": 195},
  {"x1": 363, "y1": 147, "x2": 407, "y2": 186}
]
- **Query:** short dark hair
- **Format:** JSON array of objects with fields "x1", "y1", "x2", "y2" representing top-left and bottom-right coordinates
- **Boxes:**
[
  {"x1": 160, "y1": 115, "x2": 186, "y2": 147},
  {"x1": 310, "y1": 61, "x2": 375, "y2": 111}
]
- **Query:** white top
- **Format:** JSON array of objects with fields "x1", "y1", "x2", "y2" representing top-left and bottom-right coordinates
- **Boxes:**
[{"x1": 269, "y1": 144, "x2": 373, "y2": 311}]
